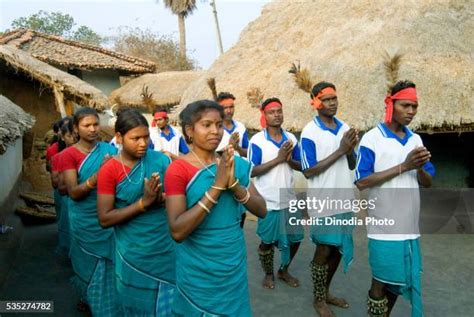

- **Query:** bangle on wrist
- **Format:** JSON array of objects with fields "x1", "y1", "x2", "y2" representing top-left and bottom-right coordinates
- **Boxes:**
[
  {"x1": 204, "y1": 191, "x2": 218, "y2": 204},
  {"x1": 228, "y1": 179, "x2": 239, "y2": 189},
  {"x1": 138, "y1": 198, "x2": 146, "y2": 211},
  {"x1": 198, "y1": 200, "x2": 211, "y2": 214},
  {"x1": 211, "y1": 184, "x2": 226, "y2": 191},
  {"x1": 234, "y1": 188, "x2": 250, "y2": 204}
]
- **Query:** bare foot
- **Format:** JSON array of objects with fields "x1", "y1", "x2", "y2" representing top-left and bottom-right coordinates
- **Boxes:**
[
  {"x1": 277, "y1": 269, "x2": 300, "y2": 287},
  {"x1": 313, "y1": 300, "x2": 334, "y2": 317},
  {"x1": 327, "y1": 293, "x2": 349, "y2": 308},
  {"x1": 262, "y1": 274, "x2": 275, "y2": 289}
]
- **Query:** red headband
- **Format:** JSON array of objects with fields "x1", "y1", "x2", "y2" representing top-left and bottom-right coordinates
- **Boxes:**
[
  {"x1": 151, "y1": 112, "x2": 168, "y2": 127},
  {"x1": 260, "y1": 101, "x2": 282, "y2": 128},
  {"x1": 154, "y1": 112, "x2": 168, "y2": 119},
  {"x1": 384, "y1": 87, "x2": 417, "y2": 124},
  {"x1": 310, "y1": 87, "x2": 337, "y2": 110}
]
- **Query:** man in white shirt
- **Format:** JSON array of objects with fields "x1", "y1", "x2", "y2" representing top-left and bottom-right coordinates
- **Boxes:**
[
  {"x1": 249, "y1": 97, "x2": 303, "y2": 290},
  {"x1": 110, "y1": 106, "x2": 154, "y2": 151},
  {"x1": 300, "y1": 82, "x2": 358, "y2": 317},
  {"x1": 215, "y1": 92, "x2": 249, "y2": 157},
  {"x1": 355, "y1": 80, "x2": 435, "y2": 317},
  {"x1": 149, "y1": 107, "x2": 189, "y2": 160}
]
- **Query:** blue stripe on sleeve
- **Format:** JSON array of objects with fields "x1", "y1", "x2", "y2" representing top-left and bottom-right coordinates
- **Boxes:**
[
  {"x1": 292, "y1": 142, "x2": 301, "y2": 162},
  {"x1": 300, "y1": 137, "x2": 317, "y2": 170},
  {"x1": 355, "y1": 145, "x2": 375, "y2": 181},
  {"x1": 179, "y1": 136, "x2": 189, "y2": 154},
  {"x1": 249, "y1": 143, "x2": 262, "y2": 166},
  {"x1": 241, "y1": 131, "x2": 249, "y2": 149},
  {"x1": 422, "y1": 161, "x2": 436, "y2": 177}
]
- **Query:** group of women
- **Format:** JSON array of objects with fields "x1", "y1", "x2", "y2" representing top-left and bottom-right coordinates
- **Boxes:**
[{"x1": 49, "y1": 100, "x2": 267, "y2": 316}]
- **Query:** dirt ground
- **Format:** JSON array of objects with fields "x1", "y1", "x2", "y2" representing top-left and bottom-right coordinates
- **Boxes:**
[{"x1": 1, "y1": 206, "x2": 473, "y2": 317}]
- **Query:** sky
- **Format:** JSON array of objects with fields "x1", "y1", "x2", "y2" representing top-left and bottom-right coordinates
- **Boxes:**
[{"x1": 0, "y1": 0, "x2": 271, "y2": 69}]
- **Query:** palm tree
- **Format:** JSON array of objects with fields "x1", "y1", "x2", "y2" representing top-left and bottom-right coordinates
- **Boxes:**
[{"x1": 162, "y1": 0, "x2": 197, "y2": 60}]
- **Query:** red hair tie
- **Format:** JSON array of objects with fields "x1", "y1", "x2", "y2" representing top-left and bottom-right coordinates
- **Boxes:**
[
  {"x1": 260, "y1": 101, "x2": 282, "y2": 128},
  {"x1": 384, "y1": 87, "x2": 417, "y2": 124},
  {"x1": 310, "y1": 87, "x2": 337, "y2": 110}
]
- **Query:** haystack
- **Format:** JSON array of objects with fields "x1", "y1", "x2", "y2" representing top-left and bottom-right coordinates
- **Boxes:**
[
  {"x1": 0, "y1": 95, "x2": 35, "y2": 154},
  {"x1": 109, "y1": 71, "x2": 204, "y2": 111},
  {"x1": 174, "y1": 0, "x2": 473, "y2": 133}
]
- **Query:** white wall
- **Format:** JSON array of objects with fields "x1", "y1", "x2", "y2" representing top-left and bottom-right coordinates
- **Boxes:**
[
  {"x1": 0, "y1": 138, "x2": 23, "y2": 205},
  {"x1": 81, "y1": 69, "x2": 121, "y2": 95}
]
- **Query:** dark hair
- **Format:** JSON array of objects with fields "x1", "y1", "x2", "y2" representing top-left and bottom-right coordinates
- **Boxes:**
[
  {"x1": 60, "y1": 118, "x2": 74, "y2": 135},
  {"x1": 179, "y1": 100, "x2": 224, "y2": 143},
  {"x1": 153, "y1": 106, "x2": 168, "y2": 115},
  {"x1": 391, "y1": 80, "x2": 416, "y2": 95},
  {"x1": 115, "y1": 109, "x2": 149, "y2": 136},
  {"x1": 261, "y1": 97, "x2": 282, "y2": 111},
  {"x1": 60, "y1": 116, "x2": 72, "y2": 129},
  {"x1": 216, "y1": 92, "x2": 235, "y2": 102},
  {"x1": 73, "y1": 108, "x2": 99, "y2": 127},
  {"x1": 58, "y1": 118, "x2": 74, "y2": 151},
  {"x1": 52, "y1": 119, "x2": 62, "y2": 133},
  {"x1": 311, "y1": 81, "x2": 336, "y2": 98},
  {"x1": 116, "y1": 106, "x2": 132, "y2": 118}
]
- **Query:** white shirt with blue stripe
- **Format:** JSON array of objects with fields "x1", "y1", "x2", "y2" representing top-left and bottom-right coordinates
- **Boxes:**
[
  {"x1": 249, "y1": 129, "x2": 301, "y2": 210},
  {"x1": 300, "y1": 116, "x2": 355, "y2": 189},
  {"x1": 216, "y1": 120, "x2": 249, "y2": 156},
  {"x1": 355, "y1": 122, "x2": 436, "y2": 241},
  {"x1": 149, "y1": 125, "x2": 189, "y2": 156}
]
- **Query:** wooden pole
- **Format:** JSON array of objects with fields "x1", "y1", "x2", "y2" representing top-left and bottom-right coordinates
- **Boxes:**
[{"x1": 53, "y1": 86, "x2": 67, "y2": 118}]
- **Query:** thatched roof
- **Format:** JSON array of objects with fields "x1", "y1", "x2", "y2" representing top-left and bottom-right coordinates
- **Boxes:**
[
  {"x1": 109, "y1": 71, "x2": 203, "y2": 109},
  {"x1": 174, "y1": 0, "x2": 473, "y2": 133},
  {"x1": 0, "y1": 95, "x2": 35, "y2": 154},
  {"x1": 0, "y1": 45, "x2": 109, "y2": 110},
  {"x1": 0, "y1": 29, "x2": 155, "y2": 74}
]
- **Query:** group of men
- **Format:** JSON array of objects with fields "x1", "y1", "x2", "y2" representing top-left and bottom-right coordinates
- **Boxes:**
[
  {"x1": 103, "y1": 79, "x2": 433, "y2": 317},
  {"x1": 213, "y1": 80, "x2": 431, "y2": 317}
]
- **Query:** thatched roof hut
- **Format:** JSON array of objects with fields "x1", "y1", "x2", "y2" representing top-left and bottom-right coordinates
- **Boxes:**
[
  {"x1": 174, "y1": 0, "x2": 473, "y2": 133},
  {"x1": 0, "y1": 95, "x2": 35, "y2": 154},
  {"x1": 109, "y1": 71, "x2": 204, "y2": 110},
  {"x1": 1, "y1": 29, "x2": 155, "y2": 74},
  {"x1": 0, "y1": 45, "x2": 109, "y2": 112}
]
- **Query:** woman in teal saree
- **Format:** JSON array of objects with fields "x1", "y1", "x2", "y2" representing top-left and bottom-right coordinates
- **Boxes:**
[
  {"x1": 51, "y1": 118, "x2": 75, "y2": 256},
  {"x1": 62, "y1": 108, "x2": 118, "y2": 315},
  {"x1": 97, "y1": 109, "x2": 176, "y2": 316},
  {"x1": 164, "y1": 100, "x2": 267, "y2": 316}
]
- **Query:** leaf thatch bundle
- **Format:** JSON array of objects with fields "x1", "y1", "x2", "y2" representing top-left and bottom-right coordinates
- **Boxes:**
[
  {"x1": 109, "y1": 71, "x2": 203, "y2": 110},
  {"x1": 173, "y1": 0, "x2": 473, "y2": 133}
]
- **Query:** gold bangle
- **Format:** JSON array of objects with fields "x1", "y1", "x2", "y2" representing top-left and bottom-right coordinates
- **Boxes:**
[
  {"x1": 198, "y1": 200, "x2": 211, "y2": 214},
  {"x1": 204, "y1": 191, "x2": 217, "y2": 204},
  {"x1": 211, "y1": 184, "x2": 226, "y2": 191},
  {"x1": 86, "y1": 179, "x2": 95, "y2": 189},
  {"x1": 234, "y1": 188, "x2": 250, "y2": 204},
  {"x1": 228, "y1": 179, "x2": 239, "y2": 189},
  {"x1": 138, "y1": 198, "x2": 146, "y2": 211},
  {"x1": 243, "y1": 192, "x2": 251, "y2": 204}
]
